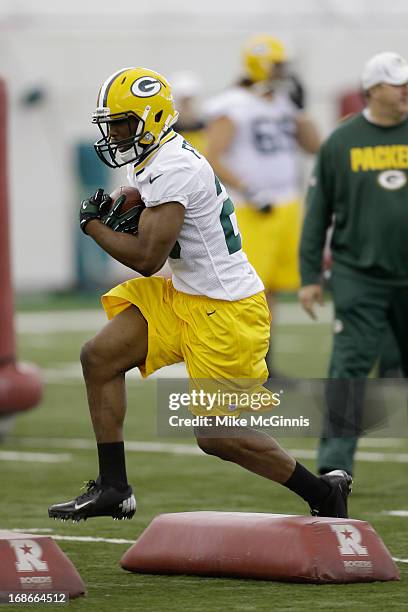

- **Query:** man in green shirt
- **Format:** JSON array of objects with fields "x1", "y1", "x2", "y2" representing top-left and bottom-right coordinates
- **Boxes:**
[{"x1": 299, "y1": 51, "x2": 408, "y2": 476}]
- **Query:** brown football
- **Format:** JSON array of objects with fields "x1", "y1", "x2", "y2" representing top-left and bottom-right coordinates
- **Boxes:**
[{"x1": 109, "y1": 185, "x2": 145, "y2": 212}]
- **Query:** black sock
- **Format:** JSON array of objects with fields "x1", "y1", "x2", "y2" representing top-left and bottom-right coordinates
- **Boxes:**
[
  {"x1": 97, "y1": 442, "x2": 128, "y2": 491},
  {"x1": 283, "y1": 461, "x2": 331, "y2": 507}
]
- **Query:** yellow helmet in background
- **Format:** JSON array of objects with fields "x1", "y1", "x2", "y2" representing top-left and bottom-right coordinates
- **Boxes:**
[
  {"x1": 93, "y1": 67, "x2": 179, "y2": 168},
  {"x1": 242, "y1": 34, "x2": 287, "y2": 83}
]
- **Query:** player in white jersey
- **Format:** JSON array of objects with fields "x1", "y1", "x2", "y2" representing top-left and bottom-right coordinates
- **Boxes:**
[
  {"x1": 206, "y1": 34, "x2": 321, "y2": 378},
  {"x1": 127, "y1": 128, "x2": 262, "y2": 300},
  {"x1": 206, "y1": 86, "x2": 301, "y2": 206},
  {"x1": 48, "y1": 67, "x2": 351, "y2": 522}
]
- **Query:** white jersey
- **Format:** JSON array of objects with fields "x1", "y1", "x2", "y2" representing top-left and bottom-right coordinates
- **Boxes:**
[
  {"x1": 127, "y1": 131, "x2": 264, "y2": 301},
  {"x1": 205, "y1": 87, "x2": 301, "y2": 205}
]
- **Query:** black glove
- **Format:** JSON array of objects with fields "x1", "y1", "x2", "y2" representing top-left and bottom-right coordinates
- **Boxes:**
[
  {"x1": 79, "y1": 188, "x2": 112, "y2": 234},
  {"x1": 103, "y1": 194, "x2": 145, "y2": 234}
]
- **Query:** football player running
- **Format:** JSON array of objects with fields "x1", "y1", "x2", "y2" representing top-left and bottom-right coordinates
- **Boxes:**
[
  {"x1": 48, "y1": 67, "x2": 351, "y2": 522},
  {"x1": 206, "y1": 34, "x2": 321, "y2": 378}
]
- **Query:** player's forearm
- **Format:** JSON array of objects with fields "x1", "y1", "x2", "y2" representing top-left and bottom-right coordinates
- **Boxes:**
[
  {"x1": 85, "y1": 220, "x2": 163, "y2": 276},
  {"x1": 299, "y1": 244, "x2": 325, "y2": 286},
  {"x1": 296, "y1": 115, "x2": 321, "y2": 154},
  {"x1": 300, "y1": 150, "x2": 334, "y2": 284},
  {"x1": 299, "y1": 208, "x2": 329, "y2": 286}
]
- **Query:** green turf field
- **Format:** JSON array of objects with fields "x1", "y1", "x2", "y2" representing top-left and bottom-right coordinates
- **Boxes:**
[{"x1": 1, "y1": 298, "x2": 407, "y2": 611}]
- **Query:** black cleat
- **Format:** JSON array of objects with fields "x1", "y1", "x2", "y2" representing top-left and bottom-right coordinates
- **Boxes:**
[
  {"x1": 48, "y1": 479, "x2": 136, "y2": 522},
  {"x1": 310, "y1": 470, "x2": 353, "y2": 518}
]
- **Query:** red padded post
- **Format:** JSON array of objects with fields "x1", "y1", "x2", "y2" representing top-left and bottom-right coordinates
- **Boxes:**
[{"x1": 0, "y1": 78, "x2": 42, "y2": 413}]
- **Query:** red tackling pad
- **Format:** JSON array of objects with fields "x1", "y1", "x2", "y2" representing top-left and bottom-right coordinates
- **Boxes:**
[
  {"x1": 0, "y1": 530, "x2": 86, "y2": 599},
  {"x1": 121, "y1": 512, "x2": 399, "y2": 583}
]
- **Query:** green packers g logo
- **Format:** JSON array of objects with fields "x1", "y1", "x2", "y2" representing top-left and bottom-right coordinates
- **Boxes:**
[
  {"x1": 131, "y1": 77, "x2": 162, "y2": 98},
  {"x1": 377, "y1": 169, "x2": 407, "y2": 190}
]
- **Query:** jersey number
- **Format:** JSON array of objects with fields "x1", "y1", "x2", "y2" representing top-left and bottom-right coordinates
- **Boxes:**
[
  {"x1": 182, "y1": 140, "x2": 201, "y2": 159},
  {"x1": 251, "y1": 118, "x2": 295, "y2": 154},
  {"x1": 215, "y1": 175, "x2": 242, "y2": 255},
  {"x1": 169, "y1": 173, "x2": 242, "y2": 260}
]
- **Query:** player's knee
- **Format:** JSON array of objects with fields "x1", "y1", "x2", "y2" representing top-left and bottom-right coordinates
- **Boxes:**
[
  {"x1": 195, "y1": 435, "x2": 218, "y2": 456},
  {"x1": 195, "y1": 435, "x2": 234, "y2": 460},
  {"x1": 80, "y1": 338, "x2": 107, "y2": 377}
]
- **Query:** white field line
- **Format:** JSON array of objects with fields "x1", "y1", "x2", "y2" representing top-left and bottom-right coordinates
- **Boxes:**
[
  {"x1": 393, "y1": 557, "x2": 408, "y2": 563},
  {"x1": 16, "y1": 303, "x2": 333, "y2": 335},
  {"x1": 358, "y1": 438, "x2": 405, "y2": 448},
  {"x1": 0, "y1": 451, "x2": 71, "y2": 463},
  {"x1": 11, "y1": 530, "x2": 134, "y2": 545},
  {"x1": 24, "y1": 337, "x2": 309, "y2": 356},
  {"x1": 352, "y1": 451, "x2": 408, "y2": 463},
  {"x1": 11, "y1": 437, "x2": 408, "y2": 463},
  {"x1": 288, "y1": 448, "x2": 408, "y2": 463},
  {"x1": 383, "y1": 511, "x2": 408, "y2": 517},
  {"x1": 42, "y1": 362, "x2": 188, "y2": 382},
  {"x1": 14, "y1": 437, "x2": 204, "y2": 456},
  {"x1": 17, "y1": 310, "x2": 106, "y2": 334},
  {"x1": 51, "y1": 535, "x2": 134, "y2": 544},
  {"x1": 12, "y1": 528, "x2": 54, "y2": 533}
]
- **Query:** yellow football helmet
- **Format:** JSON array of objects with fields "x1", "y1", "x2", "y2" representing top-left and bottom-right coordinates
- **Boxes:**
[
  {"x1": 93, "y1": 67, "x2": 179, "y2": 168},
  {"x1": 242, "y1": 34, "x2": 287, "y2": 83}
]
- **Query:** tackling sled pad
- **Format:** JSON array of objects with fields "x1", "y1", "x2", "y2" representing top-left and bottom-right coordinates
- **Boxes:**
[
  {"x1": 121, "y1": 512, "x2": 399, "y2": 583},
  {"x1": 0, "y1": 530, "x2": 86, "y2": 600}
]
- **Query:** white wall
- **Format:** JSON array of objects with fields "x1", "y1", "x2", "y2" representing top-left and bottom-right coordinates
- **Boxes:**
[{"x1": 1, "y1": 0, "x2": 408, "y2": 290}]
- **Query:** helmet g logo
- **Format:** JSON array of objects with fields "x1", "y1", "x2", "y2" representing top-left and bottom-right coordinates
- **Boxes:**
[
  {"x1": 377, "y1": 169, "x2": 407, "y2": 190},
  {"x1": 131, "y1": 77, "x2": 162, "y2": 98}
]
